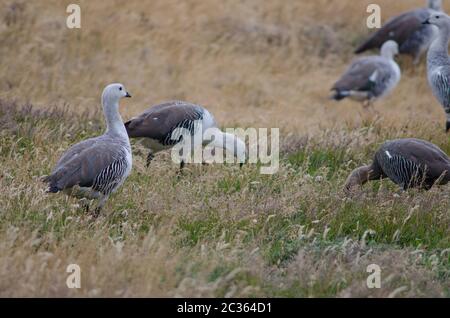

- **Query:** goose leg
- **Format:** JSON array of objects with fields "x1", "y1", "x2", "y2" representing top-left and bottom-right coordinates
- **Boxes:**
[
  {"x1": 363, "y1": 97, "x2": 380, "y2": 117},
  {"x1": 180, "y1": 160, "x2": 185, "y2": 170},
  {"x1": 146, "y1": 152, "x2": 154, "y2": 167},
  {"x1": 445, "y1": 111, "x2": 450, "y2": 132},
  {"x1": 174, "y1": 160, "x2": 186, "y2": 180},
  {"x1": 92, "y1": 195, "x2": 109, "y2": 217},
  {"x1": 412, "y1": 52, "x2": 421, "y2": 66},
  {"x1": 93, "y1": 207, "x2": 101, "y2": 218},
  {"x1": 362, "y1": 99, "x2": 373, "y2": 109},
  {"x1": 80, "y1": 198, "x2": 90, "y2": 213}
]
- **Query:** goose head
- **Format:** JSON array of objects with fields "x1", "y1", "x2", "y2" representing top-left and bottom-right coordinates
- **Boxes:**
[
  {"x1": 423, "y1": 12, "x2": 450, "y2": 28},
  {"x1": 427, "y1": 0, "x2": 443, "y2": 11},
  {"x1": 380, "y1": 40, "x2": 399, "y2": 59},
  {"x1": 102, "y1": 83, "x2": 131, "y2": 106}
]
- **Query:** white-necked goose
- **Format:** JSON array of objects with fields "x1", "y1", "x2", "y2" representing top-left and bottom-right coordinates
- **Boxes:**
[
  {"x1": 43, "y1": 83, "x2": 132, "y2": 214},
  {"x1": 332, "y1": 40, "x2": 401, "y2": 106},
  {"x1": 424, "y1": 12, "x2": 450, "y2": 132},
  {"x1": 125, "y1": 101, "x2": 246, "y2": 169}
]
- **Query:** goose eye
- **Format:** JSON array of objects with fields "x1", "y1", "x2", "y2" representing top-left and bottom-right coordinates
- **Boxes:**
[
  {"x1": 436, "y1": 16, "x2": 440, "y2": 19},
  {"x1": 119, "y1": 87, "x2": 123, "y2": 91}
]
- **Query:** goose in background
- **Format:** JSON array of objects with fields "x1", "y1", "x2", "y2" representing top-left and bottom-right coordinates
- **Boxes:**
[
  {"x1": 424, "y1": 12, "x2": 450, "y2": 132},
  {"x1": 344, "y1": 138, "x2": 450, "y2": 193},
  {"x1": 355, "y1": 0, "x2": 442, "y2": 64},
  {"x1": 125, "y1": 101, "x2": 246, "y2": 169},
  {"x1": 331, "y1": 40, "x2": 401, "y2": 106},
  {"x1": 43, "y1": 83, "x2": 132, "y2": 215}
]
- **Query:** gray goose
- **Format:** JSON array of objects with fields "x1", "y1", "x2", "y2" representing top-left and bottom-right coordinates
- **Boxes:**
[
  {"x1": 332, "y1": 40, "x2": 401, "y2": 106},
  {"x1": 124, "y1": 101, "x2": 246, "y2": 169},
  {"x1": 424, "y1": 12, "x2": 450, "y2": 132},
  {"x1": 43, "y1": 83, "x2": 132, "y2": 214},
  {"x1": 355, "y1": 0, "x2": 442, "y2": 64},
  {"x1": 344, "y1": 138, "x2": 450, "y2": 193}
]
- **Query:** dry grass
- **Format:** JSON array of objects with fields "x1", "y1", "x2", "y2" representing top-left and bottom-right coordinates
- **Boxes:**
[{"x1": 0, "y1": 0, "x2": 449, "y2": 297}]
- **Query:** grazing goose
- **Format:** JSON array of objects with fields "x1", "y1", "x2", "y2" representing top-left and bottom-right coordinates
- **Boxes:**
[
  {"x1": 355, "y1": 0, "x2": 442, "y2": 64},
  {"x1": 125, "y1": 101, "x2": 246, "y2": 169},
  {"x1": 424, "y1": 12, "x2": 450, "y2": 132},
  {"x1": 43, "y1": 83, "x2": 132, "y2": 214},
  {"x1": 344, "y1": 138, "x2": 450, "y2": 193},
  {"x1": 331, "y1": 40, "x2": 401, "y2": 106}
]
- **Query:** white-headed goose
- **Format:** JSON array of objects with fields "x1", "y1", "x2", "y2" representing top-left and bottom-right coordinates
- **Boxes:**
[
  {"x1": 125, "y1": 101, "x2": 246, "y2": 169},
  {"x1": 424, "y1": 12, "x2": 450, "y2": 132},
  {"x1": 331, "y1": 40, "x2": 401, "y2": 106},
  {"x1": 43, "y1": 83, "x2": 132, "y2": 215}
]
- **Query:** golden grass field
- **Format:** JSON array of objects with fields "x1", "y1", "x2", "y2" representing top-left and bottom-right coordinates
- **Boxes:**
[{"x1": 0, "y1": 0, "x2": 449, "y2": 297}]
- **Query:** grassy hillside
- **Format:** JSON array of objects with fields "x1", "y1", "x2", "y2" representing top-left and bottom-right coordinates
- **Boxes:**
[{"x1": 0, "y1": 0, "x2": 449, "y2": 297}]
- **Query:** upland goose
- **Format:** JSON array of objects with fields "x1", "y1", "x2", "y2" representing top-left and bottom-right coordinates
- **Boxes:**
[
  {"x1": 355, "y1": 0, "x2": 442, "y2": 64},
  {"x1": 125, "y1": 101, "x2": 246, "y2": 169},
  {"x1": 43, "y1": 83, "x2": 132, "y2": 214},
  {"x1": 332, "y1": 40, "x2": 401, "y2": 106},
  {"x1": 344, "y1": 138, "x2": 450, "y2": 193},
  {"x1": 424, "y1": 12, "x2": 450, "y2": 132}
]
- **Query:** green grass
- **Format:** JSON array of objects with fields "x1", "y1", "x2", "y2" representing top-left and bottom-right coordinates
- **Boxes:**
[
  {"x1": 0, "y1": 100, "x2": 449, "y2": 297},
  {"x1": 288, "y1": 148, "x2": 348, "y2": 178}
]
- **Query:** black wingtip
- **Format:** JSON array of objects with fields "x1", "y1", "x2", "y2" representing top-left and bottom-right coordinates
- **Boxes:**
[
  {"x1": 354, "y1": 41, "x2": 375, "y2": 55},
  {"x1": 331, "y1": 91, "x2": 346, "y2": 101},
  {"x1": 446, "y1": 121, "x2": 450, "y2": 133}
]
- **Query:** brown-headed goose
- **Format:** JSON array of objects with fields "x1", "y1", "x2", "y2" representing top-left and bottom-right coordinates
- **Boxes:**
[
  {"x1": 355, "y1": 0, "x2": 442, "y2": 64},
  {"x1": 125, "y1": 101, "x2": 246, "y2": 169},
  {"x1": 43, "y1": 83, "x2": 132, "y2": 214},
  {"x1": 344, "y1": 138, "x2": 450, "y2": 193},
  {"x1": 331, "y1": 40, "x2": 401, "y2": 106}
]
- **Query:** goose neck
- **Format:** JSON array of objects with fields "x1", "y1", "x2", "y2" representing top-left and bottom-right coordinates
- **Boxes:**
[
  {"x1": 381, "y1": 52, "x2": 395, "y2": 60},
  {"x1": 208, "y1": 128, "x2": 246, "y2": 162},
  {"x1": 208, "y1": 128, "x2": 232, "y2": 151},
  {"x1": 428, "y1": 25, "x2": 450, "y2": 66},
  {"x1": 102, "y1": 97, "x2": 128, "y2": 140}
]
